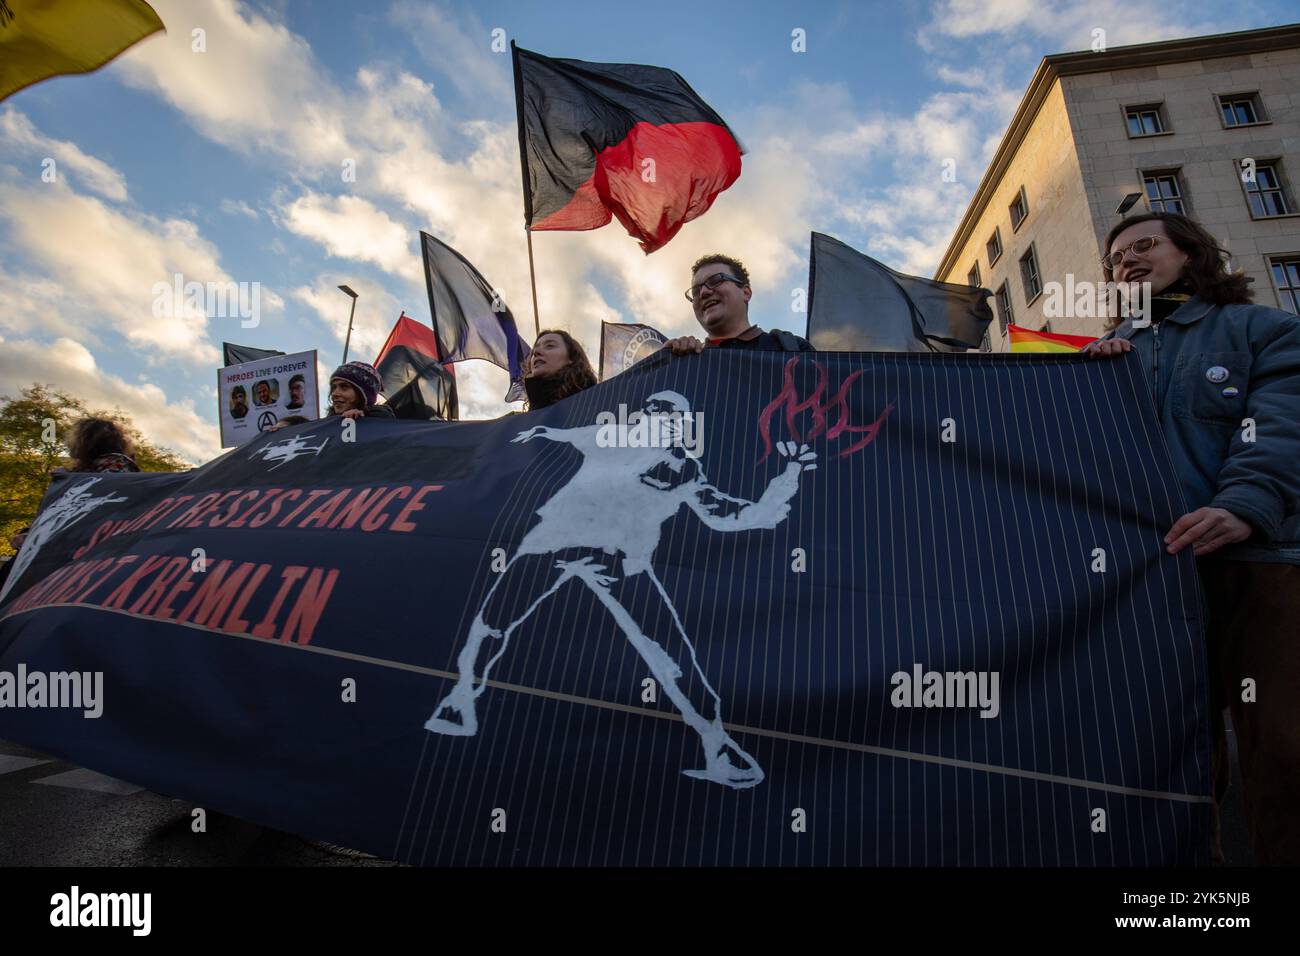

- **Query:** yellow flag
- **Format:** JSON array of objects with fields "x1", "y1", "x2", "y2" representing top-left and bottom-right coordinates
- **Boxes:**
[{"x1": 0, "y1": 0, "x2": 164, "y2": 102}]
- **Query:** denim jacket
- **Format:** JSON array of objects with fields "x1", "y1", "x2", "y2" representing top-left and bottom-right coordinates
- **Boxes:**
[{"x1": 1105, "y1": 296, "x2": 1300, "y2": 564}]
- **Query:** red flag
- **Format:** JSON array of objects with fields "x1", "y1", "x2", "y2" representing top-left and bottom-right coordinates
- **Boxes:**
[{"x1": 513, "y1": 44, "x2": 742, "y2": 254}]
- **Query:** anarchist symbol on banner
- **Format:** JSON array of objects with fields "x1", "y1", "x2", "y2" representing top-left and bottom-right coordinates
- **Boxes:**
[{"x1": 425, "y1": 390, "x2": 819, "y2": 789}]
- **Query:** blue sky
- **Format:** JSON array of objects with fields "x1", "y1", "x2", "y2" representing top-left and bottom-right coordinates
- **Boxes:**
[{"x1": 0, "y1": 0, "x2": 1291, "y2": 461}]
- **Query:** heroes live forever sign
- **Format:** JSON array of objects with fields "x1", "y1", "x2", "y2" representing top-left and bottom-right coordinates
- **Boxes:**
[
  {"x1": 0, "y1": 350, "x2": 1210, "y2": 865},
  {"x1": 218, "y1": 349, "x2": 318, "y2": 448}
]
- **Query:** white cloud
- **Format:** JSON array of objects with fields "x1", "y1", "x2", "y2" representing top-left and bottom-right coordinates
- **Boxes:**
[
  {"x1": 113, "y1": 0, "x2": 352, "y2": 173},
  {"x1": 0, "y1": 108, "x2": 129, "y2": 202},
  {"x1": 291, "y1": 275, "x2": 404, "y2": 368},
  {"x1": 0, "y1": 174, "x2": 225, "y2": 365},
  {"x1": 0, "y1": 266, "x2": 96, "y2": 342},
  {"x1": 388, "y1": 0, "x2": 512, "y2": 104},
  {"x1": 922, "y1": 0, "x2": 1233, "y2": 50},
  {"x1": 220, "y1": 198, "x2": 259, "y2": 219},
  {"x1": 0, "y1": 335, "x2": 221, "y2": 463},
  {"x1": 279, "y1": 193, "x2": 415, "y2": 279}
]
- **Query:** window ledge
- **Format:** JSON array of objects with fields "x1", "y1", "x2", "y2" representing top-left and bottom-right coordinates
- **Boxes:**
[
  {"x1": 1222, "y1": 120, "x2": 1272, "y2": 130},
  {"x1": 1249, "y1": 212, "x2": 1300, "y2": 221},
  {"x1": 1126, "y1": 130, "x2": 1175, "y2": 139},
  {"x1": 1025, "y1": 289, "x2": 1043, "y2": 308}
]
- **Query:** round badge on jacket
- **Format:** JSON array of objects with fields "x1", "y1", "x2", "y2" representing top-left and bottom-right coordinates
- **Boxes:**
[{"x1": 1205, "y1": 365, "x2": 1229, "y2": 384}]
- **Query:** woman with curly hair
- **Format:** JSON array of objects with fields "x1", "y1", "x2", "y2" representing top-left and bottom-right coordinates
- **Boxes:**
[
  {"x1": 522, "y1": 329, "x2": 597, "y2": 410},
  {"x1": 66, "y1": 417, "x2": 141, "y2": 473}
]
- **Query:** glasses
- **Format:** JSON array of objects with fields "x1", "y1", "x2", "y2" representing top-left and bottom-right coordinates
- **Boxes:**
[
  {"x1": 685, "y1": 272, "x2": 744, "y2": 302},
  {"x1": 1102, "y1": 234, "x2": 1165, "y2": 269}
]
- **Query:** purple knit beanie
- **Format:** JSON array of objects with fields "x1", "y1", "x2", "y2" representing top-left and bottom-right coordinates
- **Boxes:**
[{"x1": 330, "y1": 361, "x2": 382, "y2": 408}]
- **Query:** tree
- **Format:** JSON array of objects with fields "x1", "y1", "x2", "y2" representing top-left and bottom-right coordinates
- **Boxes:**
[{"x1": 0, "y1": 384, "x2": 187, "y2": 556}]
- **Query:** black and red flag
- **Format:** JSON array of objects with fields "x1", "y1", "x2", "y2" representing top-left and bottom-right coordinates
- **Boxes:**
[
  {"x1": 512, "y1": 43, "x2": 743, "y2": 254},
  {"x1": 374, "y1": 313, "x2": 458, "y2": 421}
]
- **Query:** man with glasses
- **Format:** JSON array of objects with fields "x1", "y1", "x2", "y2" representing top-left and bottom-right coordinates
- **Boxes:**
[{"x1": 665, "y1": 254, "x2": 813, "y2": 354}]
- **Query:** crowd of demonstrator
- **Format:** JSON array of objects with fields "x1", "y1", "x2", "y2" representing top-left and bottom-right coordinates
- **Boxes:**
[{"x1": 4, "y1": 211, "x2": 1299, "y2": 865}]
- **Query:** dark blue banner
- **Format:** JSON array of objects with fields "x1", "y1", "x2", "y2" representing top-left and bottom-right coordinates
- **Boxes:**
[{"x1": 0, "y1": 350, "x2": 1210, "y2": 865}]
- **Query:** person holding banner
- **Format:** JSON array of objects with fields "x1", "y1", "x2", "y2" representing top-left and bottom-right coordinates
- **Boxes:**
[
  {"x1": 523, "y1": 329, "x2": 597, "y2": 410},
  {"x1": 664, "y1": 254, "x2": 814, "y2": 356},
  {"x1": 326, "y1": 362, "x2": 395, "y2": 420},
  {"x1": 1083, "y1": 211, "x2": 1300, "y2": 864}
]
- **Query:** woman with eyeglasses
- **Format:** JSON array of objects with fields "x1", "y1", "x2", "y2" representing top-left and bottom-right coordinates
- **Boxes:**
[{"x1": 1084, "y1": 211, "x2": 1300, "y2": 864}]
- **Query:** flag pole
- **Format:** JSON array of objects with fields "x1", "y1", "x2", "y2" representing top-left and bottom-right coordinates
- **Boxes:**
[
  {"x1": 525, "y1": 227, "x2": 541, "y2": 338},
  {"x1": 512, "y1": 41, "x2": 540, "y2": 338}
]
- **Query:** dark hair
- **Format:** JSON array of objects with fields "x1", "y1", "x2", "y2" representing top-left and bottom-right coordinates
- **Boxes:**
[
  {"x1": 290, "y1": 374, "x2": 304, "y2": 387},
  {"x1": 528, "y1": 329, "x2": 597, "y2": 407},
  {"x1": 690, "y1": 253, "x2": 750, "y2": 287},
  {"x1": 231, "y1": 386, "x2": 246, "y2": 397},
  {"x1": 1102, "y1": 212, "x2": 1252, "y2": 329},
  {"x1": 279, "y1": 415, "x2": 309, "y2": 427},
  {"x1": 66, "y1": 418, "x2": 135, "y2": 472}
]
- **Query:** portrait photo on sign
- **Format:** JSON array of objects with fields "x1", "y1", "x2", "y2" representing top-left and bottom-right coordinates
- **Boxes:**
[
  {"x1": 229, "y1": 386, "x2": 249, "y2": 420},
  {"x1": 252, "y1": 379, "x2": 279, "y2": 407}
]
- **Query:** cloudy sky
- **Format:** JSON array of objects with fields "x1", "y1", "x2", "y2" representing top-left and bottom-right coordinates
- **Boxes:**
[{"x1": 0, "y1": 0, "x2": 1288, "y2": 462}]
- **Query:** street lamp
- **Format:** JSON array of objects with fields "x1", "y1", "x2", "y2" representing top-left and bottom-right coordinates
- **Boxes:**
[
  {"x1": 338, "y1": 284, "x2": 358, "y2": 364},
  {"x1": 1115, "y1": 192, "x2": 1143, "y2": 215}
]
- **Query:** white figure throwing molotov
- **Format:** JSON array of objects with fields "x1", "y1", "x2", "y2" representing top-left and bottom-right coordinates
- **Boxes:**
[{"x1": 424, "y1": 390, "x2": 817, "y2": 789}]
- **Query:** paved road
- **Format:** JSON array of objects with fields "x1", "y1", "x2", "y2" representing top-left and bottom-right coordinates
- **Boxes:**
[
  {"x1": 0, "y1": 738, "x2": 397, "y2": 866},
  {"x1": 1, "y1": 731, "x2": 1252, "y2": 866}
]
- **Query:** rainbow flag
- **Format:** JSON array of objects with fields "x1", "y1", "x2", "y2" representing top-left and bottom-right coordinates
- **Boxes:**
[{"x1": 1008, "y1": 324, "x2": 1097, "y2": 353}]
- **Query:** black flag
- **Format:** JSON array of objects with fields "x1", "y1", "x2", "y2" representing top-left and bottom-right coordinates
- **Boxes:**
[
  {"x1": 222, "y1": 342, "x2": 283, "y2": 366},
  {"x1": 512, "y1": 43, "x2": 743, "y2": 253},
  {"x1": 374, "y1": 314, "x2": 458, "y2": 421},
  {"x1": 806, "y1": 232, "x2": 992, "y2": 352},
  {"x1": 421, "y1": 231, "x2": 529, "y2": 402}
]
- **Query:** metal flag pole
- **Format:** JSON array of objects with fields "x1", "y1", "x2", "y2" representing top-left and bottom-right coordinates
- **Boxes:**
[
  {"x1": 338, "y1": 285, "x2": 359, "y2": 363},
  {"x1": 513, "y1": 41, "x2": 540, "y2": 338},
  {"x1": 524, "y1": 227, "x2": 541, "y2": 338}
]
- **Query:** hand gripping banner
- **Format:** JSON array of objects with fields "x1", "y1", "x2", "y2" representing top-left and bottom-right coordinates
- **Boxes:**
[{"x1": 0, "y1": 350, "x2": 1210, "y2": 865}]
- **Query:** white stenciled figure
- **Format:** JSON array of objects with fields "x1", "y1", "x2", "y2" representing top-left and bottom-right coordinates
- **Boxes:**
[
  {"x1": 0, "y1": 478, "x2": 128, "y2": 602},
  {"x1": 425, "y1": 390, "x2": 817, "y2": 789}
]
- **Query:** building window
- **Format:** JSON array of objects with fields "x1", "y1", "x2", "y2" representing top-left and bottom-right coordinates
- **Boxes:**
[
  {"x1": 1243, "y1": 161, "x2": 1294, "y2": 218},
  {"x1": 995, "y1": 283, "x2": 1012, "y2": 332},
  {"x1": 1041, "y1": 320, "x2": 1053, "y2": 333},
  {"x1": 979, "y1": 330, "x2": 992, "y2": 353},
  {"x1": 986, "y1": 228, "x2": 1003, "y2": 266},
  {"x1": 1218, "y1": 92, "x2": 1267, "y2": 128},
  {"x1": 1142, "y1": 169, "x2": 1187, "y2": 214},
  {"x1": 1009, "y1": 186, "x2": 1029, "y2": 231},
  {"x1": 967, "y1": 263, "x2": 981, "y2": 288},
  {"x1": 1271, "y1": 256, "x2": 1300, "y2": 314},
  {"x1": 1020, "y1": 246, "x2": 1042, "y2": 304},
  {"x1": 1124, "y1": 103, "x2": 1167, "y2": 137}
]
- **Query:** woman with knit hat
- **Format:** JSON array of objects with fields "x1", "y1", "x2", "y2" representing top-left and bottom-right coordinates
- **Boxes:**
[{"x1": 326, "y1": 361, "x2": 395, "y2": 420}]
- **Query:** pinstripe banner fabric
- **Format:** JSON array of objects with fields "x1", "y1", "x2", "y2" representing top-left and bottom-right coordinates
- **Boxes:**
[{"x1": 0, "y1": 349, "x2": 1210, "y2": 865}]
